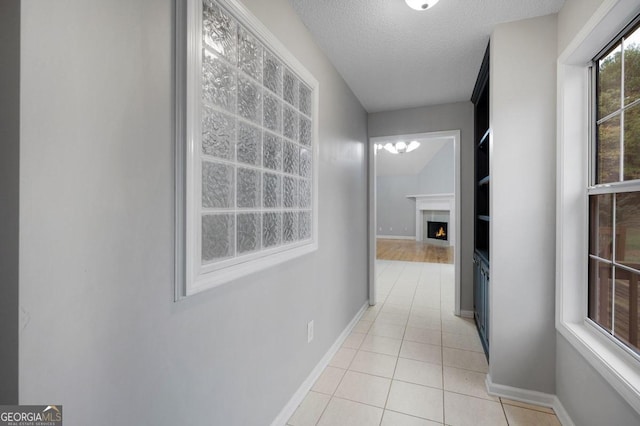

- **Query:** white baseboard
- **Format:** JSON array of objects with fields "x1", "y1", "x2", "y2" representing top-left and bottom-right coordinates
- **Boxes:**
[
  {"x1": 485, "y1": 375, "x2": 575, "y2": 426},
  {"x1": 376, "y1": 235, "x2": 415, "y2": 240},
  {"x1": 271, "y1": 301, "x2": 369, "y2": 426},
  {"x1": 460, "y1": 310, "x2": 474, "y2": 319}
]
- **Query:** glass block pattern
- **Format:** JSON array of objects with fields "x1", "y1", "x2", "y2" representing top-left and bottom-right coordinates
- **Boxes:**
[
  {"x1": 237, "y1": 76, "x2": 262, "y2": 124},
  {"x1": 237, "y1": 167, "x2": 260, "y2": 208},
  {"x1": 237, "y1": 213, "x2": 260, "y2": 254},
  {"x1": 283, "y1": 105, "x2": 298, "y2": 141},
  {"x1": 202, "y1": 106, "x2": 235, "y2": 160},
  {"x1": 263, "y1": 93, "x2": 282, "y2": 134},
  {"x1": 283, "y1": 211, "x2": 298, "y2": 243},
  {"x1": 202, "y1": 50, "x2": 236, "y2": 112},
  {"x1": 238, "y1": 26, "x2": 262, "y2": 81},
  {"x1": 299, "y1": 178, "x2": 311, "y2": 209},
  {"x1": 299, "y1": 211, "x2": 312, "y2": 240},
  {"x1": 198, "y1": 0, "x2": 315, "y2": 266},
  {"x1": 263, "y1": 212, "x2": 282, "y2": 248},
  {"x1": 263, "y1": 133, "x2": 282, "y2": 171},
  {"x1": 264, "y1": 51, "x2": 283, "y2": 96},
  {"x1": 283, "y1": 141, "x2": 299, "y2": 175},
  {"x1": 202, "y1": 214, "x2": 235, "y2": 261},
  {"x1": 202, "y1": 161, "x2": 234, "y2": 209},
  {"x1": 237, "y1": 122, "x2": 261, "y2": 166},
  {"x1": 263, "y1": 172, "x2": 282, "y2": 208},
  {"x1": 299, "y1": 116, "x2": 311, "y2": 146},
  {"x1": 299, "y1": 148, "x2": 312, "y2": 178},
  {"x1": 283, "y1": 68, "x2": 299, "y2": 108},
  {"x1": 299, "y1": 83, "x2": 312, "y2": 116},
  {"x1": 283, "y1": 176, "x2": 297, "y2": 208},
  {"x1": 203, "y1": 0, "x2": 237, "y2": 63}
]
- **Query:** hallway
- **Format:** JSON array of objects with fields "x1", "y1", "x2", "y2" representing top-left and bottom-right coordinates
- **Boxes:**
[{"x1": 287, "y1": 261, "x2": 560, "y2": 425}]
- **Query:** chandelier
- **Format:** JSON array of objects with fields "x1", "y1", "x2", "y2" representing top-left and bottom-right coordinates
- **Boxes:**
[{"x1": 377, "y1": 141, "x2": 421, "y2": 154}]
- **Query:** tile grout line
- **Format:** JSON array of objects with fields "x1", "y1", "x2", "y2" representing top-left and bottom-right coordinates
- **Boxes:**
[
  {"x1": 314, "y1": 264, "x2": 396, "y2": 426},
  {"x1": 439, "y1": 263, "x2": 447, "y2": 426},
  {"x1": 378, "y1": 261, "x2": 408, "y2": 426}
]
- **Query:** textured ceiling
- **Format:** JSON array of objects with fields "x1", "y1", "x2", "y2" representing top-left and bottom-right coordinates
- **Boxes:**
[
  {"x1": 376, "y1": 137, "x2": 450, "y2": 176},
  {"x1": 289, "y1": 0, "x2": 564, "y2": 112}
]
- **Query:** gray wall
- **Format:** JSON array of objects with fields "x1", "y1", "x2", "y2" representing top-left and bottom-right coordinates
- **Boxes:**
[
  {"x1": 0, "y1": 0, "x2": 20, "y2": 405},
  {"x1": 376, "y1": 142, "x2": 454, "y2": 238},
  {"x1": 368, "y1": 102, "x2": 474, "y2": 311},
  {"x1": 555, "y1": 0, "x2": 640, "y2": 423},
  {"x1": 417, "y1": 141, "x2": 454, "y2": 194},
  {"x1": 490, "y1": 14, "x2": 557, "y2": 395},
  {"x1": 376, "y1": 175, "x2": 418, "y2": 237},
  {"x1": 18, "y1": 0, "x2": 368, "y2": 424},
  {"x1": 556, "y1": 334, "x2": 640, "y2": 425}
]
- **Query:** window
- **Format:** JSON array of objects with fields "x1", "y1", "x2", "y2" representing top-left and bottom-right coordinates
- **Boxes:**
[
  {"x1": 589, "y1": 16, "x2": 640, "y2": 356},
  {"x1": 175, "y1": 0, "x2": 318, "y2": 298}
]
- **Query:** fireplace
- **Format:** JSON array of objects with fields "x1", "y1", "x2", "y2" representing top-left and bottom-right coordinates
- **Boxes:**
[{"x1": 427, "y1": 221, "x2": 448, "y2": 241}]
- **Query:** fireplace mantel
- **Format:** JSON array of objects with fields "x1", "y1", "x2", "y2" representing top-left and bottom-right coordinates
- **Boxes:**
[{"x1": 406, "y1": 193, "x2": 455, "y2": 244}]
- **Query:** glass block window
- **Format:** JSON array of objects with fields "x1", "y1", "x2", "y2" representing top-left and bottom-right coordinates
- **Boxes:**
[
  {"x1": 589, "y1": 17, "x2": 640, "y2": 354},
  {"x1": 176, "y1": 0, "x2": 318, "y2": 297}
]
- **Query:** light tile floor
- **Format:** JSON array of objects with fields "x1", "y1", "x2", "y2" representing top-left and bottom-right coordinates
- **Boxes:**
[{"x1": 287, "y1": 260, "x2": 562, "y2": 426}]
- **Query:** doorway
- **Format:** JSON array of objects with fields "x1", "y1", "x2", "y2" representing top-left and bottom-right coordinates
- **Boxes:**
[{"x1": 368, "y1": 130, "x2": 461, "y2": 315}]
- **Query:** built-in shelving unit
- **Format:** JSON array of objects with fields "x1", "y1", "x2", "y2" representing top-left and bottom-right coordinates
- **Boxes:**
[{"x1": 471, "y1": 43, "x2": 490, "y2": 358}]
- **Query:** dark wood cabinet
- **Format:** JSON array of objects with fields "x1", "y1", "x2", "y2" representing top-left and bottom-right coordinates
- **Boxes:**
[{"x1": 471, "y1": 43, "x2": 490, "y2": 358}]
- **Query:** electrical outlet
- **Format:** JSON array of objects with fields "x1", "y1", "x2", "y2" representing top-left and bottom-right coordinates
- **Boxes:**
[
  {"x1": 378, "y1": 226, "x2": 382, "y2": 231},
  {"x1": 389, "y1": 227, "x2": 393, "y2": 231},
  {"x1": 307, "y1": 320, "x2": 314, "y2": 343}
]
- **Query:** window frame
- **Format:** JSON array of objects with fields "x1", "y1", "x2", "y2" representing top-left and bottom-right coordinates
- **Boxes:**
[
  {"x1": 175, "y1": 0, "x2": 319, "y2": 299},
  {"x1": 557, "y1": 0, "x2": 640, "y2": 415},
  {"x1": 587, "y1": 14, "x2": 640, "y2": 359}
]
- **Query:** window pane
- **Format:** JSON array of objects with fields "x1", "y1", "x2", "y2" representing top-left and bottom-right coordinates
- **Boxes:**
[
  {"x1": 597, "y1": 115, "x2": 621, "y2": 184},
  {"x1": 589, "y1": 194, "x2": 613, "y2": 259},
  {"x1": 202, "y1": 0, "x2": 237, "y2": 63},
  {"x1": 238, "y1": 26, "x2": 262, "y2": 81},
  {"x1": 237, "y1": 167, "x2": 260, "y2": 208},
  {"x1": 263, "y1": 51, "x2": 282, "y2": 96},
  {"x1": 283, "y1": 176, "x2": 298, "y2": 208},
  {"x1": 283, "y1": 68, "x2": 299, "y2": 108},
  {"x1": 616, "y1": 192, "x2": 640, "y2": 269},
  {"x1": 589, "y1": 258, "x2": 613, "y2": 333},
  {"x1": 623, "y1": 104, "x2": 640, "y2": 181},
  {"x1": 263, "y1": 133, "x2": 282, "y2": 171},
  {"x1": 262, "y1": 212, "x2": 281, "y2": 248},
  {"x1": 237, "y1": 213, "x2": 260, "y2": 254},
  {"x1": 283, "y1": 141, "x2": 299, "y2": 175},
  {"x1": 202, "y1": 106, "x2": 235, "y2": 160},
  {"x1": 283, "y1": 105, "x2": 298, "y2": 141},
  {"x1": 299, "y1": 83, "x2": 312, "y2": 116},
  {"x1": 237, "y1": 75, "x2": 262, "y2": 125},
  {"x1": 613, "y1": 267, "x2": 640, "y2": 351},
  {"x1": 202, "y1": 50, "x2": 236, "y2": 113},
  {"x1": 283, "y1": 211, "x2": 298, "y2": 243},
  {"x1": 299, "y1": 115, "x2": 312, "y2": 146},
  {"x1": 299, "y1": 211, "x2": 312, "y2": 240},
  {"x1": 624, "y1": 25, "x2": 640, "y2": 105},
  {"x1": 263, "y1": 172, "x2": 281, "y2": 208},
  {"x1": 202, "y1": 161, "x2": 234, "y2": 209},
  {"x1": 598, "y1": 43, "x2": 622, "y2": 119},
  {"x1": 237, "y1": 122, "x2": 261, "y2": 166},
  {"x1": 202, "y1": 213, "x2": 235, "y2": 261}
]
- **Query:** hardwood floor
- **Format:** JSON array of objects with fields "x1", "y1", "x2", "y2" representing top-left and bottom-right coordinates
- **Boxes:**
[{"x1": 376, "y1": 238, "x2": 454, "y2": 264}]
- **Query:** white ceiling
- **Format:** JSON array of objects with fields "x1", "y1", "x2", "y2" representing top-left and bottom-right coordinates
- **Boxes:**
[
  {"x1": 289, "y1": 0, "x2": 564, "y2": 113},
  {"x1": 376, "y1": 137, "x2": 450, "y2": 176}
]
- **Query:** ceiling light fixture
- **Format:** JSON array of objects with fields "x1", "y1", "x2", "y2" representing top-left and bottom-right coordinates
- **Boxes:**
[
  {"x1": 405, "y1": 0, "x2": 440, "y2": 11},
  {"x1": 382, "y1": 141, "x2": 420, "y2": 154}
]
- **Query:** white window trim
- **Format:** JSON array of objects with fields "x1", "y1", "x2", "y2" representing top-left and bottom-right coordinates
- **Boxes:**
[
  {"x1": 557, "y1": 0, "x2": 640, "y2": 414},
  {"x1": 175, "y1": 0, "x2": 320, "y2": 299}
]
